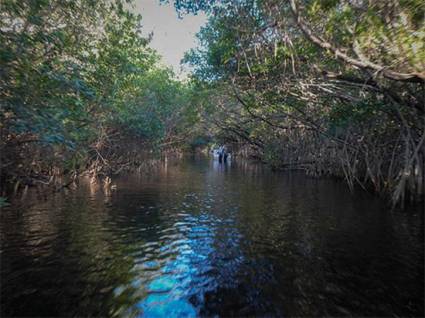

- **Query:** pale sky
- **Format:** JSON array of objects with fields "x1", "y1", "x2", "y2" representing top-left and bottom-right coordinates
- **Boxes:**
[{"x1": 132, "y1": 0, "x2": 207, "y2": 76}]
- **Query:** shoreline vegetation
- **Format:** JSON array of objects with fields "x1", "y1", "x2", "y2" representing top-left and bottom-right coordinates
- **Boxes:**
[{"x1": 1, "y1": 0, "x2": 424, "y2": 208}]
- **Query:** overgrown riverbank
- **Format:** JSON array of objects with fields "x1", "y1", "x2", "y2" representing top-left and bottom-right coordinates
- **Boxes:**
[
  {"x1": 177, "y1": 0, "x2": 425, "y2": 207},
  {"x1": 0, "y1": 0, "x2": 199, "y2": 198},
  {"x1": 1, "y1": 0, "x2": 424, "y2": 208}
]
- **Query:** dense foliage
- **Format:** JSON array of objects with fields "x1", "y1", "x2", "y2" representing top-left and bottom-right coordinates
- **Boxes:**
[
  {"x1": 177, "y1": 0, "x2": 424, "y2": 205},
  {"x1": 1, "y1": 0, "x2": 423, "y2": 207},
  {"x1": 0, "y1": 0, "x2": 198, "y2": 193}
]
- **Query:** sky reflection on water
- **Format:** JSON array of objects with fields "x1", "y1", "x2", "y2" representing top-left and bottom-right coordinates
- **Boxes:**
[{"x1": 133, "y1": 207, "x2": 245, "y2": 317}]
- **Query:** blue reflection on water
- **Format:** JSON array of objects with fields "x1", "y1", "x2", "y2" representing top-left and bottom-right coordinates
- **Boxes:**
[
  {"x1": 135, "y1": 209, "x2": 240, "y2": 317},
  {"x1": 147, "y1": 276, "x2": 178, "y2": 293},
  {"x1": 139, "y1": 294, "x2": 196, "y2": 318}
]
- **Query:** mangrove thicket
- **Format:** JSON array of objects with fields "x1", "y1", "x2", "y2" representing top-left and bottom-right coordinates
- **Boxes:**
[{"x1": 1, "y1": 0, "x2": 424, "y2": 207}]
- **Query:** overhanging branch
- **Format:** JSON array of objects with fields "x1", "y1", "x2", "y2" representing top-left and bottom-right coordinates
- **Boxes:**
[{"x1": 289, "y1": 0, "x2": 425, "y2": 83}]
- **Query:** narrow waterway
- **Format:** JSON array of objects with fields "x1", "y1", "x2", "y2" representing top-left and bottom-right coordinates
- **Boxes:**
[{"x1": 1, "y1": 157, "x2": 423, "y2": 317}]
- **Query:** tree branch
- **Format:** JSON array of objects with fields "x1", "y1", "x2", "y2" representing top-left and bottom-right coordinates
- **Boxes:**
[{"x1": 289, "y1": 0, "x2": 425, "y2": 83}]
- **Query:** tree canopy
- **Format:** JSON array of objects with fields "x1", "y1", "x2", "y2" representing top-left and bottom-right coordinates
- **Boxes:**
[
  {"x1": 0, "y1": 0, "x2": 198, "y2": 189},
  {"x1": 178, "y1": 0, "x2": 424, "y2": 205},
  {"x1": 1, "y1": 0, "x2": 424, "y2": 206}
]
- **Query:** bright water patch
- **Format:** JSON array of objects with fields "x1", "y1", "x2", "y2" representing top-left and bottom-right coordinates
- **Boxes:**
[{"x1": 139, "y1": 295, "x2": 196, "y2": 318}]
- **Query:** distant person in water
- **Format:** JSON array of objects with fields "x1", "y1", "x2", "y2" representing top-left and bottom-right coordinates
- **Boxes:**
[
  {"x1": 218, "y1": 145, "x2": 228, "y2": 164},
  {"x1": 218, "y1": 146, "x2": 224, "y2": 163},
  {"x1": 223, "y1": 150, "x2": 228, "y2": 163}
]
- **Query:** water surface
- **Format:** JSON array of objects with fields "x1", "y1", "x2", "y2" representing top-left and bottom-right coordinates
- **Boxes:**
[{"x1": 1, "y1": 157, "x2": 424, "y2": 317}]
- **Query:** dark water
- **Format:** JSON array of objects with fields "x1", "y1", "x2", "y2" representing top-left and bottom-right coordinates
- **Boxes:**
[{"x1": 1, "y1": 158, "x2": 424, "y2": 317}]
